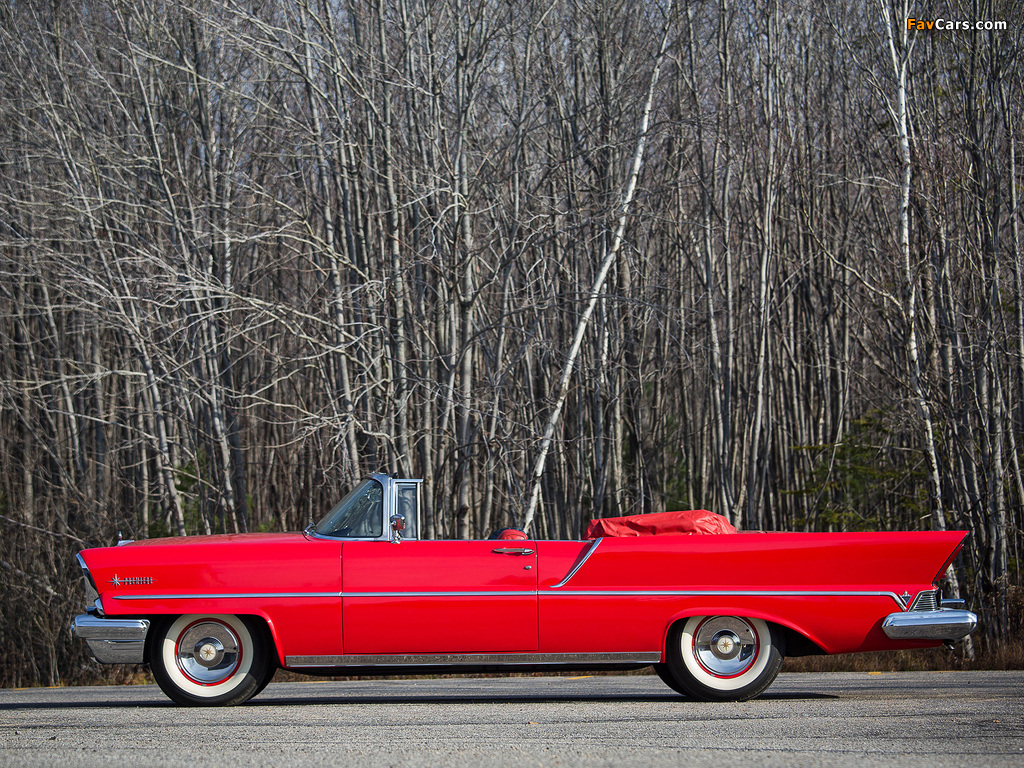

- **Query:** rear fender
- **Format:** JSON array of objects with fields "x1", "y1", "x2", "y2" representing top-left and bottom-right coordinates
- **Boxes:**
[{"x1": 661, "y1": 603, "x2": 828, "y2": 659}]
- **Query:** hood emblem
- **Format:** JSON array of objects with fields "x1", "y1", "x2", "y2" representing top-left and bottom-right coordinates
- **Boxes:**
[{"x1": 108, "y1": 574, "x2": 155, "y2": 588}]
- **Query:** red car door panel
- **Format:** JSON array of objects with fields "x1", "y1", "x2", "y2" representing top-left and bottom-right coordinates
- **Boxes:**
[{"x1": 342, "y1": 540, "x2": 538, "y2": 654}]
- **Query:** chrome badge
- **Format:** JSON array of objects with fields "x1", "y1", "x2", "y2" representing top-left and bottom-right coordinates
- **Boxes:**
[{"x1": 108, "y1": 574, "x2": 155, "y2": 588}]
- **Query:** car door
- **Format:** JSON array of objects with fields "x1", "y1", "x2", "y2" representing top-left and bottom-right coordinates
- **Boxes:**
[{"x1": 341, "y1": 540, "x2": 538, "y2": 655}]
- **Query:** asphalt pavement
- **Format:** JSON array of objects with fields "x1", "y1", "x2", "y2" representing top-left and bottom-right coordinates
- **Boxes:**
[{"x1": 1, "y1": 671, "x2": 1021, "y2": 767}]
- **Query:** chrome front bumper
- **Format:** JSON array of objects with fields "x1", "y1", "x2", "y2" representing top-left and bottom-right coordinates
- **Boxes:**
[
  {"x1": 881, "y1": 608, "x2": 977, "y2": 641},
  {"x1": 72, "y1": 614, "x2": 150, "y2": 664}
]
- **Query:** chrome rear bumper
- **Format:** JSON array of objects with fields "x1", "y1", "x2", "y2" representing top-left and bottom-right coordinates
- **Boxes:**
[
  {"x1": 881, "y1": 608, "x2": 977, "y2": 641},
  {"x1": 72, "y1": 614, "x2": 150, "y2": 664}
]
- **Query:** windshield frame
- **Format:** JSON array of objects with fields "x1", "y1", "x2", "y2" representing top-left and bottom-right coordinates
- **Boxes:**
[{"x1": 311, "y1": 478, "x2": 385, "y2": 539}]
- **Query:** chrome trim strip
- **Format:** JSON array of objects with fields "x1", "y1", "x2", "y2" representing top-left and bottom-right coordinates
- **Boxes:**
[
  {"x1": 112, "y1": 592, "x2": 341, "y2": 601},
  {"x1": 111, "y1": 590, "x2": 534, "y2": 601},
  {"x1": 881, "y1": 609, "x2": 978, "y2": 641},
  {"x1": 550, "y1": 538, "x2": 602, "y2": 588},
  {"x1": 305, "y1": 530, "x2": 382, "y2": 542},
  {"x1": 542, "y1": 588, "x2": 909, "y2": 608},
  {"x1": 284, "y1": 651, "x2": 662, "y2": 668},
  {"x1": 345, "y1": 591, "x2": 536, "y2": 598},
  {"x1": 111, "y1": 587, "x2": 908, "y2": 607}
]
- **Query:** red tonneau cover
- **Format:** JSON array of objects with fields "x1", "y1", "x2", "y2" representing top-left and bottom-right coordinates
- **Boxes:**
[{"x1": 585, "y1": 510, "x2": 737, "y2": 538}]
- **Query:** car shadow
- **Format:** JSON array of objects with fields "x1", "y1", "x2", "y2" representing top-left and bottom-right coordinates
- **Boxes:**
[
  {"x1": 0, "y1": 698, "x2": 173, "y2": 710},
  {"x1": 0, "y1": 688, "x2": 835, "y2": 711},
  {"x1": 255, "y1": 691, "x2": 837, "y2": 706}
]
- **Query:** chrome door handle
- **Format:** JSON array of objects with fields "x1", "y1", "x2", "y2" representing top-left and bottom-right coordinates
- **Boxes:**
[{"x1": 491, "y1": 547, "x2": 535, "y2": 556}]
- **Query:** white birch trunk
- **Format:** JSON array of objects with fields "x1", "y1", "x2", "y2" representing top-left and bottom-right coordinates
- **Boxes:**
[{"x1": 523, "y1": 0, "x2": 676, "y2": 532}]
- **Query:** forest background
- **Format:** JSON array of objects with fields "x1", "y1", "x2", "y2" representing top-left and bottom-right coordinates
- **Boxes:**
[{"x1": 1, "y1": 0, "x2": 1021, "y2": 687}]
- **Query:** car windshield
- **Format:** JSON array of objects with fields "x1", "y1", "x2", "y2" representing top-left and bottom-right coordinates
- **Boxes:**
[{"x1": 313, "y1": 478, "x2": 384, "y2": 538}]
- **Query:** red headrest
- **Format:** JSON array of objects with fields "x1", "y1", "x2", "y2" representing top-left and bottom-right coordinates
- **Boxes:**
[{"x1": 497, "y1": 528, "x2": 528, "y2": 540}]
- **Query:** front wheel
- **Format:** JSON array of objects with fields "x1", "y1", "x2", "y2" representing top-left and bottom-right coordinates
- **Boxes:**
[
  {"x1": 653, "y1": 663, "x2": 688, "y2": 696},
  {"x1": 150, "y1": 614, "x2": 271, "y2": 706},
  {"x1": 663, "y1": 615, "x2": 785, "y2": 701}
]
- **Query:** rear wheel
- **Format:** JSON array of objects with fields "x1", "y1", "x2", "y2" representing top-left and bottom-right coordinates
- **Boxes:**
[
  {"x1": 664, "y1": 615, "x2": 785, "y2": 701},
  {"x1": 150, "y1": 614, "x2": 270, "y2": 706}
]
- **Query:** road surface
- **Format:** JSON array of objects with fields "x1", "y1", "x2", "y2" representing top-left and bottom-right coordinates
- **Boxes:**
[{"x1": 2, "y1": 671, "x2": 1021, "y2": 767}]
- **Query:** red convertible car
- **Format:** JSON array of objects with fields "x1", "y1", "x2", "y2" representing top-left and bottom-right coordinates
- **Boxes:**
[{"x1": 72, "y1": 474, "x2": 977, "y2": 706}]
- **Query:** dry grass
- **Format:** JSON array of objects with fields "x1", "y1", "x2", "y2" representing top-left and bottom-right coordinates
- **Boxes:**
[{"x1": 783, "y1": 640, "x2": 1024, "y2": 673}]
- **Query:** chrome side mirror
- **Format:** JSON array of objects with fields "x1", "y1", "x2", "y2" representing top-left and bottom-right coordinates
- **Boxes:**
[{"x1": 389, "y1": 513, "x2": 406, "y2": 544}]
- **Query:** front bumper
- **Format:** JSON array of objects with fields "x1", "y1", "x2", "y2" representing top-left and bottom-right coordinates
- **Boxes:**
[
  {"x1": 881, "y1": 608, "x2": 977, "y2": 641},
  {"x1": 72, "y1": 614, "x2": 150, "y2": 664}
]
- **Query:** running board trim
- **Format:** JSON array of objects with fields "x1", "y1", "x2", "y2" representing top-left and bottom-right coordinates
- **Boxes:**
[{"x1": 284, "y1": 651, "x2": 662, "y2": 668}]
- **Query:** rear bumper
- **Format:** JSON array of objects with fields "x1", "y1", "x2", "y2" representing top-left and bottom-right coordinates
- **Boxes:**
[
  {"x1": 72, "y1": 614, "x2": 150, "y2": 664},
  {"x1": 881, "y1": 608, "x2": 977, "y2": 641}
]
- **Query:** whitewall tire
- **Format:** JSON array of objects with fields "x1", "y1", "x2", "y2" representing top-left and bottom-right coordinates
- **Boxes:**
[
  {"x1": 150, "y1": 614, "x2": 270, "y2": 706},
  {"x1": 663, "y1": 615, "x2": 785, "y2": 701}
]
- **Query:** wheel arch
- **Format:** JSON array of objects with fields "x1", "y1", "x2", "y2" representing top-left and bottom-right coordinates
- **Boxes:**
[
  {"x1": 142, "y1": 611, "x2": 283, "y2": 667},
  {"x1": 661, "y1": 605, "x2": 826, "y2": 660}
]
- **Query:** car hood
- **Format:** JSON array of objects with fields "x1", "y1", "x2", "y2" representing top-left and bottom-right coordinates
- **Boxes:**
[{"x1": 78, "y1": 532, "x2": 342, "y2": 611}]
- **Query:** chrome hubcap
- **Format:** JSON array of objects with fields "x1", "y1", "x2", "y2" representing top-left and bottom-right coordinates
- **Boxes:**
[
  {"x1": 693, "y1": 617, "x2": 758, "y2": 678},
  {"x1": 176, "y1": 621, "x2": 241, "y2": 684},
  {"x1": 195, "y1": 637, "x2": 226, "y2": 667}
]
